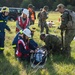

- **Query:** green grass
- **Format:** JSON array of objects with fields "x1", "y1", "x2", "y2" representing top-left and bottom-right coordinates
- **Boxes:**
[{"x1": 0, "y1": 12, "x2": 75, "y2": 75}]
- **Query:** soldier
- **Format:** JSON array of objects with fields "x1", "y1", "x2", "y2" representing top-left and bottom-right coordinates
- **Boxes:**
[
  {"x1": 40, "y1": 34, "x2": 62, "y2": 55},
  {"x1": 40, "y1": 6, "x2": 49, "y2": 34},
  {"x1": 55, "y1": 4, "x2": 75, "y2": 57},
  {"x1": 37, "y1": 8, "x2": 42, "y2": 27}
]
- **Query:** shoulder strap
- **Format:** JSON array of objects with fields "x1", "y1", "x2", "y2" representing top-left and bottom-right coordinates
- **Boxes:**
[{"x1": 18, "y1": 39, "x2": 26, "y2": 49}]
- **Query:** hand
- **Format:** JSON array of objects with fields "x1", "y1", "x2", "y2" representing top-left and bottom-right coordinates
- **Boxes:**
[
  {"x1": 35, "y1": 49, "x2": 38, "y2": 53},
  {"x1": 30, "y1": 50, "x2": 34, "y2": 53}
]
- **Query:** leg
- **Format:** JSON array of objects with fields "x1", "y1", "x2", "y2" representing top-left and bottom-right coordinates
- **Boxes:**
[
  {"x1": 44, "y1": 22, "x2": 49, "y2": 34},
  {"x1": 40, "y1": 22, "x2": 44, "y2": 33},
  {"x1": 64, "y1": 30, "x2": 75, "y2": 57},
  {"x1": 0, "y1": 38, "x2": 5, "y2": 54}
]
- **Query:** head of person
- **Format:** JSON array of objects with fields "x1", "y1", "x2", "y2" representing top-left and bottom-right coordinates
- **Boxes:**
[
  {"x1": 22, "y1": 28, "x2": 31, "y2": 41},
  {"x1": 28, "y1": 4, "x2": 33, "y2": 9},
  {"x1": 40, "y1": 8, "x2": 42, "y2": 11},
  {"x1": 21, "y1": 9, "x2": 29, "y2": 19},
  {"x1": 43, "y1": 6, "x2": 49, "y2": 12},
  {"x1": 40, "y1": 33, "x2": 46, "y2": 41},
  {"x1": 1, "y1": 6, "x2": 9, "y2": 16},
  {"x1": 55, "y1": 4, "x2": 65, "y2": 13}
]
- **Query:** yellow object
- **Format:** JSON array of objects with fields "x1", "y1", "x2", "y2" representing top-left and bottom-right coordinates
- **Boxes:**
[
  {"x1": 0, "y1": 47, "x2": 4, "y2": 50},
  {"x1": 29, "y1": 25, "x2": 36, "y2": 32},
  {"x1": 1, "y1": 6, "x2": 9, "y2": 12},
  {"x1": 19, "y1": 30, "x2": 23, "y2": 34}
]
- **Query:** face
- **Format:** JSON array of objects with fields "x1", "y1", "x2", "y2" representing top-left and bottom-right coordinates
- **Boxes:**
[
  {"x1": 5, "y1": 12, "x2": 9, "y2": 16},
  {"x1": 23, "y1": 13, "x2": 27, "y2": 18},
  {"x1": 57, "y1": 7, "x2": 64, "y2": 14},
  {"x1": 25, "y1": 35, "x2": 29, "y2": 39}
]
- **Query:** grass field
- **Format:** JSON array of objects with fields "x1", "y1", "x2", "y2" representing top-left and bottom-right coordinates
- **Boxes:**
[{"x1": 0, "y1": 12, "x2": 75, "y2": 75}]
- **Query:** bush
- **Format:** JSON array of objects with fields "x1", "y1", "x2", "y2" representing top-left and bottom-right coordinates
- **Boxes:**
[
  {"x1": 20, "y1": 0, "x2": 31, "y2": 8},
  {"x1": 66, "y1": 5, "x2": 73, "y2": 10}
]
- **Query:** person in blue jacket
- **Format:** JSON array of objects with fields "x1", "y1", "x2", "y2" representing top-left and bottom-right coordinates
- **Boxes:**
[
  {"x1": 0, "y1": 6, "x2": 11, "y2": 54},
  {"x1": 15, "y1": 28, "x2": 38, "y2": 62},
  {"x1": 12, "y1": 30, "x2": 38, "y2": 56}
]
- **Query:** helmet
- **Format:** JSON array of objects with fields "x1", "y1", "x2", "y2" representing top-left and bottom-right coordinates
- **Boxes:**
[
  {"x1": 1, "y1": 6, "x2": 9, "y2": 12},
  {"x1": 22, "y1": 9, "x2": 29, "y2": 17},
  {"x1": 23, "y1": 28, "x2": 31, "y2": 38}
]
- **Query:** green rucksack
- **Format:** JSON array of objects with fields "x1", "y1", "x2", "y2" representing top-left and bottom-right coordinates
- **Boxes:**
[{"x1": 66, "y1": 9, "x2": 75, "y2": 29}]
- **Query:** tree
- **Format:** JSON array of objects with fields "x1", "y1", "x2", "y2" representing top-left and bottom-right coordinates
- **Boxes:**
[{"x1": 20, "y1": 0, "x2": 32, "y2": 8}]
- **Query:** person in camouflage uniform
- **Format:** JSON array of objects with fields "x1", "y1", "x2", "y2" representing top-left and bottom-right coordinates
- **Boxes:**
[
  {"x1": 40, "y1": 34, "x2": 62, "y2": 54},
  {"x1": 39, "y1": 6, "x2": 49, "y2": 34},
  {"x1": 56, "y1": 4, "x2": 75, "y2": 57}
]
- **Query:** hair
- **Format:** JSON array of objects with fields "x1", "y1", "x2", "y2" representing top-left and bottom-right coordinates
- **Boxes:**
[
  {"x1": 23, "y1": 34, "x2": 29, "y2": 43},
  {"x1": 40, "y1": 34, "x2": 45, "y2": 41}
]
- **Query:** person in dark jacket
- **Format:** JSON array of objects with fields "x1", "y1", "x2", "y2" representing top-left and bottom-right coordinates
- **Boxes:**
[
  {"x1": 0, "y1": 6, "x2": 11, "y2": 54},
  {"x1": 15, "y1": 28, "x2": 38, "y2": 62},
  {"x1": 12, "y1": 30, "x2": 38, "y2": 56}
]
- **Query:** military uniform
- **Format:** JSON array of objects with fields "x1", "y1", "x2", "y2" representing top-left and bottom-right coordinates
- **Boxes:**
[
  {"x1": 44, "y1": 34, "x2": 61, "y2": 54},
  {"x1": 40, "y1": 6, "x2": 49, "y2": 34},
  {"x1": 60, "y1": 9, "x2": 75, "y2": 57},
  {"x1": 55, "y1": 4, "x2": 75, "y2": 57}
]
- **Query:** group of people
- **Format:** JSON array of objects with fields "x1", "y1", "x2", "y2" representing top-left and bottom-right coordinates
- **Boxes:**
[{"x1": 0, "y1": 3, "x2": 75, "y2": 67}]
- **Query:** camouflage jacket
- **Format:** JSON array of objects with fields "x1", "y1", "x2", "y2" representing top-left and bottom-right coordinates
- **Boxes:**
[
  {"x1": 44, "y1": 34, "x2": 61, "y2": 50},
  {"x1": 60, "y1": 9, "x2": 75, "y2": 29},
  {"x1": 40, "y1": 11, "x2": 48, "y2": 22}
]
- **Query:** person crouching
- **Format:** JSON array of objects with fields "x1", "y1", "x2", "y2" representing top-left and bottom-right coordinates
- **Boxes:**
[{"x1": 16, "y1": 28, "x2": 34, "y2": 62}]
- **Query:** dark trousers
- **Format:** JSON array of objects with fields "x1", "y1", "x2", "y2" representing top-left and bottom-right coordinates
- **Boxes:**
[
  {"x1": 40, "y1": 21, "x2": 49, "y2": 34},
  {"x1": 0, "y1": 37, "x2": 5, "y2": 53}
]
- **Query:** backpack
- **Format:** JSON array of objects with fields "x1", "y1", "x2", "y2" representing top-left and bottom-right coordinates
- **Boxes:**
[{"x1": 66, "y1": 10, "x2": 75, "y2": 29}]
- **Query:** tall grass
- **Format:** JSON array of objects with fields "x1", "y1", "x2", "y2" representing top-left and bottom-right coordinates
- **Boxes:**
[{"x1": 0, "y1": 12, "x2": 75, "y2": 75}]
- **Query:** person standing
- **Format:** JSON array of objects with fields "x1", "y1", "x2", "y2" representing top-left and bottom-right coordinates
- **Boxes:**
[
  {"x1": 16, "y1": 9, "x2": 30, "y2": 33},
  {"x1": 28, "y1": 4, "x2": 36, "y2": 25},
  {"x1": 0, "y1": 6, "x2": 11, "y2": 54},
  {"x1": 39, "y1": 6, "x2": 49, "y2": 34},
  {"x1": 56, "y1": 4, "x2": 75, "y2": 57}
]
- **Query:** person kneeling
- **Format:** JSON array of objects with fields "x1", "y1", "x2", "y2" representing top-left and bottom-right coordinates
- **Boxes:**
[{"x1": 16, "y1": 28, "x2": 35, "y2": 62}]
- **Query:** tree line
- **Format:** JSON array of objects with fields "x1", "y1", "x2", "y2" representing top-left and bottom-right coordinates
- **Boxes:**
[{"x1": 0, "y1": 0, "x2": 75, "y2": 11}]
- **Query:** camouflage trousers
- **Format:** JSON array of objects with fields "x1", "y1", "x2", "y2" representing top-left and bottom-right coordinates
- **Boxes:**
[
  {"x1": 40, "y1": 21, "x2": 49, "y2": 34},
  {"x1": 63, "y1": 29, "x2": 75, "y2": 57}
]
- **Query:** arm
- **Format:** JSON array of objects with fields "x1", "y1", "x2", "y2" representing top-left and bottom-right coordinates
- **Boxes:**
[
  {"x1": 16, "y1": 21, "x2": 23, "y2": 30},
  {"x1": 19, "y1": 43, "x2": 30, "y2": 54},
  {"x1": 60, "y1": 11, "x2": 69, "y2": 29},
  {"x1": 5, "y1": 25, "x2": 11, "y2": 32},
  {"x1": 44, "y1": 36, "x2": 52, "y2": 51}
]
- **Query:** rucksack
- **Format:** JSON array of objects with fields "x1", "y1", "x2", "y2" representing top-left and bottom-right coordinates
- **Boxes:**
[
  {"x1": 69, "y1": 11, "x2": 75, "y2": 22},
  {"x1": 66, "y1": 10, "x2": 75, "y2": 29}
]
